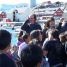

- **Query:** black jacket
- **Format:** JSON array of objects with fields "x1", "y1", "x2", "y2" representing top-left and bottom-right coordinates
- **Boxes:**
[{"x1": 0, "y1": 53, "x2": 16, "y2": 67}]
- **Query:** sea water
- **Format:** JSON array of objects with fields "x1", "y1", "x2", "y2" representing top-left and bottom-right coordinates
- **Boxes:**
[{"x1": 0, "y1": 27, "x2": 18, "y2": 45}]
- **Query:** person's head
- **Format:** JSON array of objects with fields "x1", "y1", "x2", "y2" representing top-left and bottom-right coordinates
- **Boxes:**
[
  {"x1": 49, "y1": 17, "x2": 55, "y2": 28},
  {"x1": 60, "y1": 17, "x2": 64, "y2": 23},
  {"x1": 23, "y1": 33, "x2": 31, "y2": 44},
  {"x1": 21, "y1": 45, "x2": 43, "y2": 67},
  {"x1": 48, "y1": 29, "x2": 59, "y2": 40},
  {"x1": 59, "y1": 34, "x2": 66, "y2": 42},
  {"x1": 44, "y1": 20, "x2": 51, "y2": 28},
  {"x1": 29, "y1": 14, "x2": 36, "y2": 24},
  {"x1": 30, "y1": 30, "x2": 42, "y2": 41},
  {"x1": 0, "y1": 30, "x2": 11, "y2": 50}
]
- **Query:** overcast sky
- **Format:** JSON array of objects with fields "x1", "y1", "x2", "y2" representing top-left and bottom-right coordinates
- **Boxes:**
[{"x1": 0, "y1": 0, "x2": 67, "y2": 4}]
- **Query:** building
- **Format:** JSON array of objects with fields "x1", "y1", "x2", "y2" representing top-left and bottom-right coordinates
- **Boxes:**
[
  {"x1": 33, "y1": 2, "x2": 65, "y2": 22},
  {"x1": 54, "y1": 8, "x2": 63, "y2": 16}
]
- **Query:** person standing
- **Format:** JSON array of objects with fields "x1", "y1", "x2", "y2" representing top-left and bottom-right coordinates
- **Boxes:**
[{"x1": 21, "y1": 14, "x2": 42, "y2": 34}]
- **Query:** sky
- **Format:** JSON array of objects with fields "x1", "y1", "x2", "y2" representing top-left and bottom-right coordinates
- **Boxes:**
[{"x1": 0, "y1": 0, "x2": 67, "y2": 5}]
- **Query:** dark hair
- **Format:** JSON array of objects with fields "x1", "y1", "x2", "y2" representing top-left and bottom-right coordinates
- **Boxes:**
[
  {"x1": 18, "y1": 31, "x2": 23, "y2": 37},
  {"x1": 32, "y1": 14, "x2": 36, "y2": 20},
  {"x1": 18, "y1": 31, "x2": 23, "y2": 41},
  {"x1": 50, "y1": 17, "x2": 55, "y2": 22},
  {"x1": 21, "y1": 45, "x2": 43, "y2": 67},
  {"x1": 0, "y1": 30, "x2": 11, "y2": 50},
  {"x1": 51, "y1": 29, "x2": 59, "y2": 39},
  {"x1": 30, "y1": 30, "x2": 42, "y2": 40},
  {"x1": 23, "y1": 33, "x2": 30, "y2": 41},
  {"x1": 45, "y1": 20, "x2": 51, "y2": 28}
]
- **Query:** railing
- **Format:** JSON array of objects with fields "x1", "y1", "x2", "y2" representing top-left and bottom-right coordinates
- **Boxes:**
[{"x1": 0, "y1": 22, "x2": 24, "y2": 27}]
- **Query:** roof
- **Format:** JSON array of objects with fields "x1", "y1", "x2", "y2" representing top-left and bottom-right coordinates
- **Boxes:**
[{"x1": 54, "y1": 8, "x2": 63, "y2": 16}]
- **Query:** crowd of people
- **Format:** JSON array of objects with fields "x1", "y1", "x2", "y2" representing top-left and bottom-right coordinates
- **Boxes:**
[{"x1": 0, "y1": 14, "x2": 67, "y2": 67}]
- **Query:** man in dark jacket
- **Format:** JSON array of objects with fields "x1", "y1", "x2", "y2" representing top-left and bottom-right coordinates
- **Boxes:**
[
  {"x1": 21, "y1": 14, "x2": 42, "y2": 33},
  {"x1": 21, "y1": 19, "x2": 30, "y2": 33}
]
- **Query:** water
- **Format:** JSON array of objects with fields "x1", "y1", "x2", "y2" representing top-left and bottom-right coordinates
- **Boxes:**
[{"x1": 0, "y1": 27, "x2": 18, "y2": 45}]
